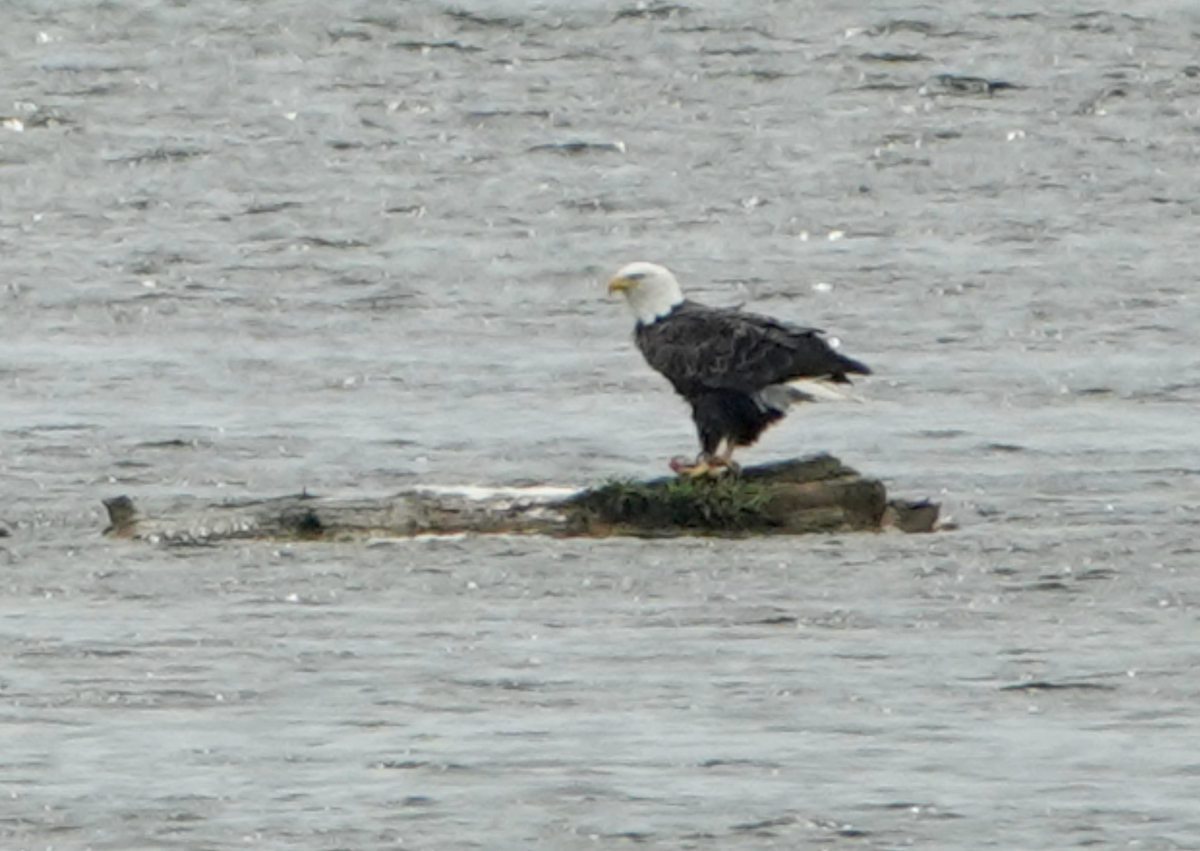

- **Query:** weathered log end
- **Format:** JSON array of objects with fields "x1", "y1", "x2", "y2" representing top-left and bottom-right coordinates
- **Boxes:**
[
  {"x1": 881, "y1": 498, "x2": 943, "y2": 534},
  {"x1": 102, "y1": 496, "x2": 138, "y2": 537},
  {"x1": 101, "y1": 455, "x2": 940, "y2": 543},
  {"x1": 563, "y1": 454, "x2": 894, "y2": 536}
]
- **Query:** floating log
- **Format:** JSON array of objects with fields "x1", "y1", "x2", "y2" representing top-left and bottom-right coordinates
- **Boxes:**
[{"x1": 102, "y1": 455, "x2": 939, "y2": 544}]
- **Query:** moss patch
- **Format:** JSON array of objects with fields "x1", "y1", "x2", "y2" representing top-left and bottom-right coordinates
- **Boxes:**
[{"x1": 566, "y1": 474, "x2": 777, "y2": 534}]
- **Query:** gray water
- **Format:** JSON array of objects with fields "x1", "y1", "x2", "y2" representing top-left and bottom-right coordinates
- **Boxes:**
[{"x1": 3, "y1": 1, "x2": 1200, "y2": 848}]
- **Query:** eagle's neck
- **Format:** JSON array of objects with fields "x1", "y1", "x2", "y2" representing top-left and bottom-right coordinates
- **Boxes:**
[{"x1": 626, "y1": 279, "x2": 684, "y2": 325}]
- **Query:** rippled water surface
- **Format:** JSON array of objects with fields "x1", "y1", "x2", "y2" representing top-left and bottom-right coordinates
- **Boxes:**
[{"x1": 3, "y1": 1, "x2": 1199, "y2": 848}]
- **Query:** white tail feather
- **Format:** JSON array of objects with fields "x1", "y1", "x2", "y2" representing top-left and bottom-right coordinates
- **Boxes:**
[
  {"x1": 756, "y1": 379, "x2": 865, "y2": 413},
  {"x1": 790, "y1": 378, "x2": 865, "y2": 403}
]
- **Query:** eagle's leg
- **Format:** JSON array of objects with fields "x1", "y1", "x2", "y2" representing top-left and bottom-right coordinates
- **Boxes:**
[
  {"x1": 669, "y1": 439, "x2": 740, "y2": 478},
  {"x1": 669, "y1": 452, "x2": 716, "y2": 477},
  {"x1": 711, "y1": 440, "x2": 742, "y2": 476},
  {"x1": 699, "y1": 439, "x2": 741, "y2": 476}
]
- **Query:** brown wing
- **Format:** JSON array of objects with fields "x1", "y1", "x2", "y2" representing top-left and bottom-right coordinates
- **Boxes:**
[{"x1": 635, "y1": 300, "x2": 869, "y2": 395}]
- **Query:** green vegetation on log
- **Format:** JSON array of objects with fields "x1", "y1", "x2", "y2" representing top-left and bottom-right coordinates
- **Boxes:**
[
  {"x1": 562, "y1": 455, "x2": 895, "y2": 536},
  {"x1": 567, "y1": 474, "x2": 776, "y2": 533}
]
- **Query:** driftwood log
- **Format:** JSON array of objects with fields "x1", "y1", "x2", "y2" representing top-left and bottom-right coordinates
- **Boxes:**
[{"x1": 102, "y1": 455, "x2": 940, "y2": 544}]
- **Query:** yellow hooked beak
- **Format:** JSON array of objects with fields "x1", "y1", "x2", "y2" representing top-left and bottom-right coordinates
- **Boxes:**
[{"x1": 607, "y1": 274, "x2": 635, "y2": 294}]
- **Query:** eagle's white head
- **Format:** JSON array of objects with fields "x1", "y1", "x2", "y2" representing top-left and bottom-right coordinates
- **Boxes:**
[{"x1": 607, "y1": 261, "x2": 684, "y2": 325}]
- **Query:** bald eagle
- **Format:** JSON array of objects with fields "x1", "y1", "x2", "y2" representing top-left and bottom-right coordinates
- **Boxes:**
[{"x1": 608, "y1": 262, "x2": 870, "y2": 475}]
